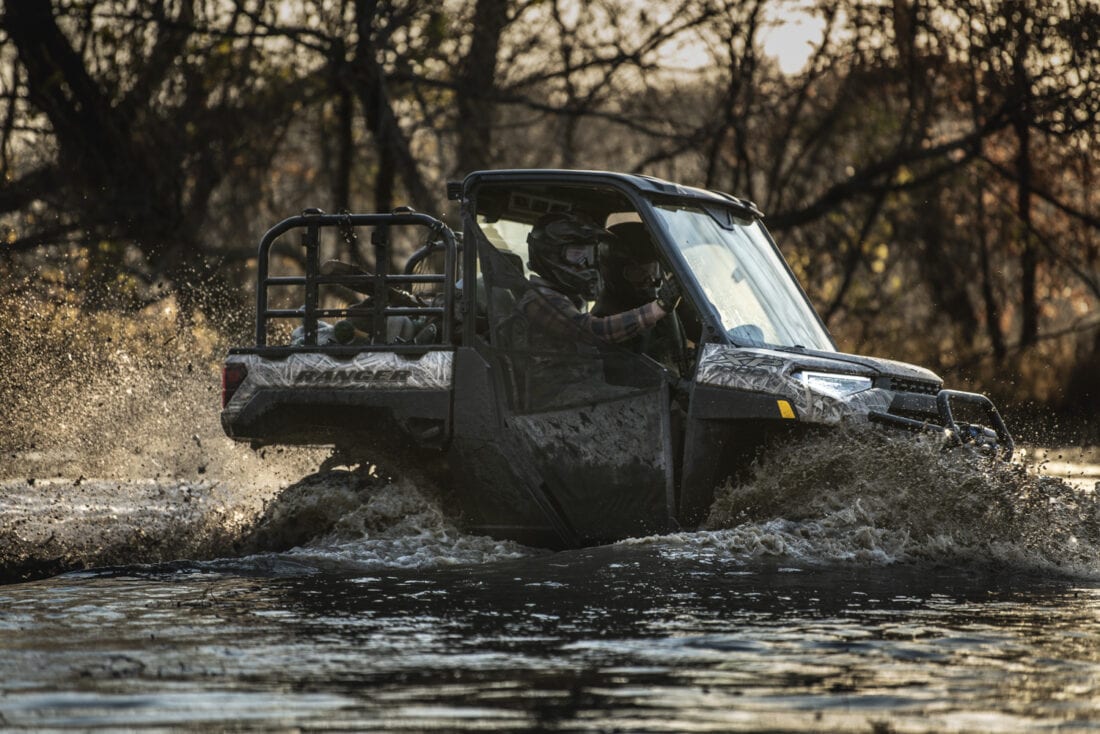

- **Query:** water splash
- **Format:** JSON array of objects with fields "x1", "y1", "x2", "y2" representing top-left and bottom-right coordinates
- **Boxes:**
[
  {"x1": 0, "y1": 293, "x2": 533, "y2": 581},
  {"x1": 4, "y1": 293, "x2": 1099, "y2": 582},
  {"x1": 0, "y1": 292, "x2": 322, "y2": 485},
  {"x1": 0, "y1": 477, "x2": 258, "y2": 580},
  {"x1": 0, "y1": 293, "x2": 323, "y2": 580},
  {"x1": 671, "y1": 427, "x2": 1100, "y2": 577},
  {"x1": 245, "y1": 469, "x2": 536, "y2": 571}
]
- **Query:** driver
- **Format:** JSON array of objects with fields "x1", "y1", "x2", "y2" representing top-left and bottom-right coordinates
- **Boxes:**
[
  {"x1": 519, "y1": 211, "x2": 680, "y2": 348},
  {"x1": 513, "y1": 211, "x2": 680, "y2": 407}
]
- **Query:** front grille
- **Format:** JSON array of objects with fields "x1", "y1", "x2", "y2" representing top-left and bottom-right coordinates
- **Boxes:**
[{"x1": 888, "y1": 377, "x2": 940, "y2": 395}]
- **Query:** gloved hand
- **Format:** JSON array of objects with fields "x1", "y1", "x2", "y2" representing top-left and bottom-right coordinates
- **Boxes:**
[{"x1": 656, "y1": 274, "x2": 681, "y2": 312}]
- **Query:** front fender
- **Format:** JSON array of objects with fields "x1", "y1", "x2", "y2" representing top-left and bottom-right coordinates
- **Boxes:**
[{"x1": 693, "y1": 344, "x2": 891, "y2": 425}]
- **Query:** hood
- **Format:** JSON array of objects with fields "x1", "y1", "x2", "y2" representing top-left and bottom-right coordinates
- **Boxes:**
[{"x1": 740, "y1": 346, "x2": 943, "y2": 386}]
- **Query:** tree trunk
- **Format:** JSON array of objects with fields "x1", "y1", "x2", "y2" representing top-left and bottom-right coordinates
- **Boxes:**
[
  {"x1": 1013, "y1": 3, "x2": 1039, "y2": 348},
  {"x1": 455, "y1": 0, "x2": 510, "y2": 176},
  {"x1": 353, "y1": 0, "x2": 435, "y2": 213},
  {"x1": 334, "y1": 79, "x2": 354, "y2": 215},
  {"x1": 976, "y1": 179, "x2": 1007, "y2": 361}
]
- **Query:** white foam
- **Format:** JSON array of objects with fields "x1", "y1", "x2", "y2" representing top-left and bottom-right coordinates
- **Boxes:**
[
  {"x1": 624, "y1": 428, "x2": 1100, "y2": 578},
  {"x1": 246, "y1": 474, "x2": 536, "y2": 570}
]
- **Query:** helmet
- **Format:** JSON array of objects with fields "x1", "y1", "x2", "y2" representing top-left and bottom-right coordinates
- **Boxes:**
[
  {"x1": 600, "y1": 222, "x2": 660, "y2": 303},
  {"x1": 527, "y1": 211, "x2": 610, "y2": 300}
]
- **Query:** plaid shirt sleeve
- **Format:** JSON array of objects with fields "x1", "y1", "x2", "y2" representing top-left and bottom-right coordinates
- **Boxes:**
[{"x1": 521, "y1": 285, "x2": 663, "y2": 345}]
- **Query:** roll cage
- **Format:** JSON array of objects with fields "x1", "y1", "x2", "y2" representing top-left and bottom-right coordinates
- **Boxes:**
[{"x1": 239, "y1": 171, "x2": 833, "y2": 362}]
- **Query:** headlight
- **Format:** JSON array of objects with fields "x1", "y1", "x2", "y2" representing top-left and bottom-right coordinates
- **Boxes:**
[{"x1": 796, "y1": 371, "x2": 873, "y2": 399}]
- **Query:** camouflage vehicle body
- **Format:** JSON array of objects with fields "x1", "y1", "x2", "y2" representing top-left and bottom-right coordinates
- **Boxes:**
[{"x1": 222, "y1": 170, "x2": 1012, "y2": 548}]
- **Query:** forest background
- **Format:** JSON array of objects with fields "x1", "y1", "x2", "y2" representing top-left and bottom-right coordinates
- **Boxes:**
[{"x1": 1, "y1": 0, "x2": 1098, "y2": 445}]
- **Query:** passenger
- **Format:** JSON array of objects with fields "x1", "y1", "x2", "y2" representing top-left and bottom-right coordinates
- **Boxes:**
[
  {"x1": 593, "y1": 221, "x2": 681, "y2": 373},
  {"x1": 515, "y1": 211, "x2": 680, "y2": 407},
  {"x1": 593, "y1": 222, "x2": 661, "y2": 315}
]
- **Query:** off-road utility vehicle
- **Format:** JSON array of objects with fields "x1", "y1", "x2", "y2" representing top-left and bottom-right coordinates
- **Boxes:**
[{"x1": 221, "y1": 169, "x2": 1012, "y2": 548}]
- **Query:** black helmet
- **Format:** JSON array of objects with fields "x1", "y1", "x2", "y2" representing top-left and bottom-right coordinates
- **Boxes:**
[{"x1": 527, "y1": 211, "x2": 610, "y2": 300}]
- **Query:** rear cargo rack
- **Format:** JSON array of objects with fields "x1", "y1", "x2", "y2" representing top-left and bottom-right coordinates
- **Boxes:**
[{"x1": 254, "y1": 211, "x2": 458, "y2": 349}]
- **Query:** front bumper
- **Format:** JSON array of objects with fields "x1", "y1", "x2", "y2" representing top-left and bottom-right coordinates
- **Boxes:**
[
  {"x1": 693, "y1": 345, "x2": 1015, "y2": 459},
  {"x1": 868, "y1": 388, "x2": 1014, "y2": 459}
]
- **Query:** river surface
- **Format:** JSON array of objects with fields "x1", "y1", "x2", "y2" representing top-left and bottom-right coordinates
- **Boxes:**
[
  {"x1": 3, "y1": 545, "x2": 1100, "y2": 733},
  {"x1": 2, "y1": 437, "x2": 1100, "y2": 732}
]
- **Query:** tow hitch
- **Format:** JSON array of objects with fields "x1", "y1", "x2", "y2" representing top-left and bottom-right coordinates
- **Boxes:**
[{"x1": 868, "y1": 389, "x2": 1014, "y2": 460}]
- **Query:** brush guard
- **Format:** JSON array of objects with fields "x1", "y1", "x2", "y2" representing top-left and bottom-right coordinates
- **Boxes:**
[{"x1": 868, "y1": 389, "x2": 1014, "y2": 460}]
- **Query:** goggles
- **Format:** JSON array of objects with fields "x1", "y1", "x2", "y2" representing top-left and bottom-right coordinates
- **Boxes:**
[{"x1": 563, "y1": 244, "x2": 597, "y2": 268}]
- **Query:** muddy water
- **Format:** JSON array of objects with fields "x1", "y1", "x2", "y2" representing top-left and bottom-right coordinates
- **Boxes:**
[
  {"x1": 2, "y1": 545, "x2": 1099, "y2": 732},
  {"x1": 1, "y1": 436, "x2": 1100, "y2": 732}
]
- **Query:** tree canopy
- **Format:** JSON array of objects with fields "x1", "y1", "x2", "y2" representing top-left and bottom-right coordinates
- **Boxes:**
[{"x1": 2, "y1": 0, "x2": 1098, "y2": 429}]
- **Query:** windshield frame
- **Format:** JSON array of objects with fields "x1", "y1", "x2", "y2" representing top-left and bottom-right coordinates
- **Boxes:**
[{"x1": 644, "y1": 197, "x2": 836, "y2": 352}]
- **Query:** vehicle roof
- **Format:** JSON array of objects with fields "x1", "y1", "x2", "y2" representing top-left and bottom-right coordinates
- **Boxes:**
[{"x1": 461, "y1": 169, "x2": 763, "y2": 217}]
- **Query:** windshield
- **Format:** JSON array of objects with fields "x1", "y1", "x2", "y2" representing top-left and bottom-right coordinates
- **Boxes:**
[{"x1": 652, "y1": 203, "x2": 834, "y2": 351}]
